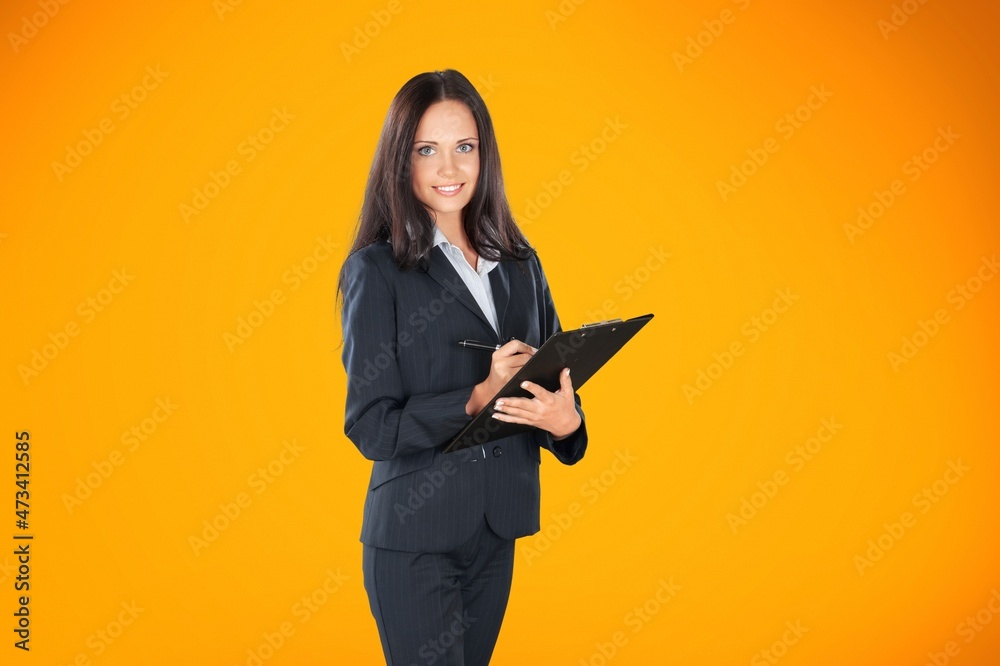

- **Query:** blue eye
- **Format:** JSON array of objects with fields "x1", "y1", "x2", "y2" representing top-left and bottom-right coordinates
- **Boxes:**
[
  {"x1": 417, "y1": 145, "x2": 434, "y2": 156},
  {"x1": 457, "y1": 143, "x2": 475, "y2": 153}
]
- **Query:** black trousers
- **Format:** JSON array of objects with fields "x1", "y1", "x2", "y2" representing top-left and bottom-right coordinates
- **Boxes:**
[{"x1": 362, "y1": 518, "x2": 516, "y2": 666}]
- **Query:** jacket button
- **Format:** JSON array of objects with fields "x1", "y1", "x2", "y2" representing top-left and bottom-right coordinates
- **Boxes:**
[{"x1": 492, "y1": 446, "x2": 502, "y2": 458}]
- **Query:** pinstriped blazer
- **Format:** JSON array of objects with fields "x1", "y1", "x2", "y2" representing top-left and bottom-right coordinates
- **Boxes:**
[{"x1": 340, "y1": 241, "x2": 588, "y2": 552}]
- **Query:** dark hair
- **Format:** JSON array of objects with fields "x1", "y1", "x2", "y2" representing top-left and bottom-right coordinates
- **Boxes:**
[{"x1": 338, "y1": 69, "x2": 532, "y2": 293}]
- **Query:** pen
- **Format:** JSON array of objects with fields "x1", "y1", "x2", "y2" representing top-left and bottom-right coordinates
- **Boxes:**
[{"x1": 458, "y1": 340, "x2": 501, "y2": 352}]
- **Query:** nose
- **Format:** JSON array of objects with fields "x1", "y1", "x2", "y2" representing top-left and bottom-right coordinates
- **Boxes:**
[{"x1": 437, "y1": 151, "x2": 457, "y2": 178}]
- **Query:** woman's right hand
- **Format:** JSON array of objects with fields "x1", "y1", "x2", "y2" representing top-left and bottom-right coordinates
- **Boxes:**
[{"x1": 465, "y1": 339, "x2": 535, "y2": 415}]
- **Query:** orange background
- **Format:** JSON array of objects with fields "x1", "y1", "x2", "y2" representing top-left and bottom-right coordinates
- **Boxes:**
[{"x1": 3, "y1": 0, "x2": 1000, "y2": 664}]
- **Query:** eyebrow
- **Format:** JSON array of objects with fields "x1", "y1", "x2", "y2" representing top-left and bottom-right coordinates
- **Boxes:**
[{"x1": 413, "y1": 137, "x2": 480, "y2": 145}]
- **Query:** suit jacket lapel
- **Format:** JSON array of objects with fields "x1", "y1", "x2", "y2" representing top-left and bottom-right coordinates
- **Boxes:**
[
  {"x1": 489, "y1": 260, "x2": 509, "y2": 338},
  {"x1": 424, "y1": 246, "x2": 503, "y2": 338}
]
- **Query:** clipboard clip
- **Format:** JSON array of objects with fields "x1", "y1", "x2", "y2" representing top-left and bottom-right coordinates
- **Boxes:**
[{"x1": 580, "y1": 318, "x2": 623, "y2": 328}]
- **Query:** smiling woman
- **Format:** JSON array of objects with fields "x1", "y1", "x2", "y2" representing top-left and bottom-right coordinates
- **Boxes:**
[
  {"x1": 337, "y1": 69, "x2": 588, "y2": 665},
  {"x1": 411, "y1": 100, "x2": 481, "y2": 264}
]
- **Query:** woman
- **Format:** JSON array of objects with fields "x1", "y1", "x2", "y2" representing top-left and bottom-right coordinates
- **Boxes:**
[{"x1": 338, "y1": 69, "x2": 588, "y2": 665}]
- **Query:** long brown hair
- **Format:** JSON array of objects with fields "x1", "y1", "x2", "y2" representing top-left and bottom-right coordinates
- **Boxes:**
[{"x1": 339, "y1": 70, "x2": 532, "y2": 293}]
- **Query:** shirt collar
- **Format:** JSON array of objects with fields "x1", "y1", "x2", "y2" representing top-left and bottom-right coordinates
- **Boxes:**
[{"x1": 432, "y1": 225, "x2": 498, "y2": 276}]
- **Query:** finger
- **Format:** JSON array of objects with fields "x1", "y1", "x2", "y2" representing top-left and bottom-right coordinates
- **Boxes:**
[
  {"x1": 507, "y1": 356, "x2": 531, "y2": 370},
  {"x1": 497, "y1": 339, "x2": 536, "y2": 357},
  {"x1": 518, "y1": 380, "x2": 551, "y2": 399},
  {"x1": 494, "y1": 397, "x2": 535, "y2": 414},
  {"x1": 556, "y1": 367, "x2": 574, "y2": 394},
  {"x1": 491, "y1": 411, "x2": 532, "y2": 425}
]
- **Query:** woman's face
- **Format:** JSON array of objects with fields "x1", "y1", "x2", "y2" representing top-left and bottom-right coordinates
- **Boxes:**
[{"x1": 411, "y1": 100, "x2": 480, "y2": 227}]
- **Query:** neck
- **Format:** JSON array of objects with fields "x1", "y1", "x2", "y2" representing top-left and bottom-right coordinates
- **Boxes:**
[{"x1": 435, "y1": 216, "x2": 470, "y2": 250}]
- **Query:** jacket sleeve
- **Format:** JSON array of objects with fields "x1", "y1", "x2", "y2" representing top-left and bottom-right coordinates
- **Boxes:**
[
  {"x1": 534, "y1": 253, "x2": 588, "y2": 466},
  {"x1": 340, "y1": 249, "x2": 473, "y2": 461}
]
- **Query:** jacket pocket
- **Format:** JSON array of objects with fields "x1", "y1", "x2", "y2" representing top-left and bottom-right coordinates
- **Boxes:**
[{"x1": 367, "y1": 448, "x2": 435, "y2": 490}]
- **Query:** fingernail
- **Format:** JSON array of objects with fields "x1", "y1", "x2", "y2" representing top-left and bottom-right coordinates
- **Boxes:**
[{"x1": 520, "y1": 381, "x2": 528, "y2": 389}]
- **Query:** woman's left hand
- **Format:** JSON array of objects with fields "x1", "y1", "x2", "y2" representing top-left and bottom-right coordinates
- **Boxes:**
[{"x1": 491, "y1": 367, "x2": 582, "y2": 440}]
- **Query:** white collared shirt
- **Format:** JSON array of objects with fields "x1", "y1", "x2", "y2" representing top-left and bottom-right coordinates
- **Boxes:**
[{"x1": 432, "y1": 225, "x2": 500, "y2": 336}]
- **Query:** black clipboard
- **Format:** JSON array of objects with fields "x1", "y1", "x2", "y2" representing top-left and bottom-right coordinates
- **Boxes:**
[{"x1": 442, "y1": 313, "x2": 654, "y2": 453}]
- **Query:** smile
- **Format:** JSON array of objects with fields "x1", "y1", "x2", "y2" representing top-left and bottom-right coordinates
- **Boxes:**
[{"x1": 433, "y1": 183, "x2": 464, "y2": 196}]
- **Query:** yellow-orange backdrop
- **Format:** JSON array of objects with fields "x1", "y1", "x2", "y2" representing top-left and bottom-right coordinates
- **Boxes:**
[{"x1": 2, "y1": 0, "x2": 999, "y2": 664}]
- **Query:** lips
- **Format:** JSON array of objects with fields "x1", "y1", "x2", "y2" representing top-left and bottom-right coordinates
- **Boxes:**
[{"x1": 433, "y1": 183, "x2": 464, "y2": 197}]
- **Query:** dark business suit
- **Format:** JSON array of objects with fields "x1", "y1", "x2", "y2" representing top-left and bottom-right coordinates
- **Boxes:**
[{"x1": 340, "y1": 241, "x2": 587, "y2": 664}]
